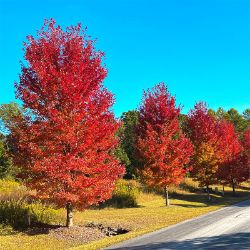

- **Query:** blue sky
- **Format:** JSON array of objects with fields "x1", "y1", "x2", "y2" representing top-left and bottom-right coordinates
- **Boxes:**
[{"x1": 0, "y1": 0, "x2": 249, "y2": 116}]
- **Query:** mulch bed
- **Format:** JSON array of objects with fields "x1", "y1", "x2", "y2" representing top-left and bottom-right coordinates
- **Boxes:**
[
  {"x1": 23, "y1": 223, "x2": 129, "y2": 244},
  {"x1": 24, "y1": 225, "x2": 106, "y2": 244}
]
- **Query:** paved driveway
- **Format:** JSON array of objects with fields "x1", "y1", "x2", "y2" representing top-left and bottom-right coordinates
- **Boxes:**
[{"x1": 106, "y1": 199, "x2": 250, "y2": 249}]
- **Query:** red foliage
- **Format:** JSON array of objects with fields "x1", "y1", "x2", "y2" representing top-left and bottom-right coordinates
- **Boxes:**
[
  {"x1": 12, "y1": 19, "x2": 124, "y2": 209},
  {"x1": 240, "y1": 128, "x2": 250, "y2": 181},
  {"x1": 136, "y1": 83, "x2": 193, "y2": 188},
  {"x1": 217, "y1": 121, "x2": 248, "y2": 186},
  {"x1": 218, "y1": 120, "x2": 242, "y2": 162},
  {"x1": 242, "y1": 128, "x2": 250, "y2": 159},
  {"x1": 186, "y1": 102, "x2": 221, "y2": 187}
]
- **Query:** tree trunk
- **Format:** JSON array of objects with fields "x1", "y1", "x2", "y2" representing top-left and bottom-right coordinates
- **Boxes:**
[
  {"x1": 232, "y1": 181, "x2": 236, "y2": 195},
  {"x1": 222, "y1": 185, "x2": 225, "y2": 196},
  {"x1": 164, "y1": 186, "x2": 170, "y2": 206},
  {"x1": 66, "y1": 202, "x2": 73, "y2": 227},
  {"x1": 206, "y1": 185, "x2": 211, "y2": 201},
  {"x1": 27, "y1": 210, "x2": 31, "y2": 227}
]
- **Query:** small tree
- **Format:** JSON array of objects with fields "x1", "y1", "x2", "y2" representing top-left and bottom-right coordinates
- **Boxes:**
[
  {"x1": 136, "y1": 83, "x2": 193, "y2": 206},
  {"x1": 11, "y1": 19, "x2": 124, "y2": 226},
  {"x1": 186, "y1": 102, "x2": 221, "y2": 200},
  {"x1": 242, "y1": 128, "x2": 250, "y2": 159},
  {"x1": 217, "y1": 121, "x2": 245, "y2": 194},
  {"x1": 241, "y1": 128, "x2": 250, "y2": 184}
]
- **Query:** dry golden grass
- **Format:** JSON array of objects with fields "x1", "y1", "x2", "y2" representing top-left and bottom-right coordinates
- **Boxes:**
[
  {"x1": 0, "y1": 178, "x2": 249, "y2": 250},
  {"x1": 73, "y1": 179, "x2": 250, "y2": 250}
]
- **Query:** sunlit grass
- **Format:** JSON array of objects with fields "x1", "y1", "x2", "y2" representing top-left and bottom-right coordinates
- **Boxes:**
[
  {"x1": 0, "y1": 179, "x2": 249, "y2": 250},
  {"x1": 73, "y1": 180, "x2": 250, "y2": 250}
]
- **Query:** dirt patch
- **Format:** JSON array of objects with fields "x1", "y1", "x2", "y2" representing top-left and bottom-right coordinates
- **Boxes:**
[
  {"x1": 25, "y1": 225, "x2": 106, "y2": 244},
  {"x1": 23, "y1": 222, "x2": 129, "y2": 245},
  {"x1": 48, "y1": 226, "x2": 106, "y2": 244}
]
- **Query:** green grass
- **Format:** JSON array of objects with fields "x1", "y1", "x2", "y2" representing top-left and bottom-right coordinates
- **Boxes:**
[{"x1": 0, "y1": 180, "x2": 249, "y2": 250}]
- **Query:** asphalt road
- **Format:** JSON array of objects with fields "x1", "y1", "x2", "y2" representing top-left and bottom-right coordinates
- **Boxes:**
[{"x1": 105, "y1": 199, "x2": 250, "y2": 250}]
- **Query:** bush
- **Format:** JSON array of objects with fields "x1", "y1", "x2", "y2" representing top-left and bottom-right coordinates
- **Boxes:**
[
  {"x1": 179, "y1": 178, "x2": 200, "y2": 192},
  {"x1": 0, "y1": 179, "x2": 30, "y2": 201},
  {"x1": 0, "y1": 179, "x2": 63, "y2": 228},
  {"x1": 0, "y1": 200, "x2": 63, "y2": 229},
  {"x1": 105, "y1": 179, "x2": 139, "y2": 208}
]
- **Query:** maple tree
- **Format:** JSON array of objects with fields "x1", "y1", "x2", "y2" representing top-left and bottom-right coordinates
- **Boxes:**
[
  {"x1": 136, "y1": 83, "x2": 193, "y2": 206},
  {"x1": 216, "y1": 120, "x2": 247, "y2": 194},
  {"x1": 241, "y1": 128, "x2": 250, "y2": 184},
  {"x1": 186, "y1": 102, "x2": 222, "y2": 199},
  {"x1": 242, "y1": 128, "x2": 250, "y2": 159},
  {"x1": 11, "y1": 19, "x2": 124, "y2": 226}
]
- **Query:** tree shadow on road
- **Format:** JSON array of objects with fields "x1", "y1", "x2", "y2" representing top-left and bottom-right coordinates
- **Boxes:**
[{"x1": 109, "y1": 232, "x2": 250, "y2": 249}]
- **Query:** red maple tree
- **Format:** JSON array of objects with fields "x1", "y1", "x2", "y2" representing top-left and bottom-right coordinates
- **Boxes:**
[
  {"x1": 11, "y1": 19, "x2": 124, "y2": 226},
  {"x1": 242, "y1": 128, "x2": 250, "y2": 159},
  {"x1": 186, "y1": 102, "x2": 221, "y2": 199},
  {"x1": 216, "y1": 120, "x2": 247, "y2": 194},
  {"x1": 241, "y1": 128, "x2": 250, "y2": 184},
  {"x1": 136, "y1": 83, "x2": 193, "y2": 206}
]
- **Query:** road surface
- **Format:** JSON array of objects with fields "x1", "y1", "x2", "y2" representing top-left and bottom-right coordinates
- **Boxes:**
[{"x1": 106, "y1": 199, "x2": 250, "y2": 249}]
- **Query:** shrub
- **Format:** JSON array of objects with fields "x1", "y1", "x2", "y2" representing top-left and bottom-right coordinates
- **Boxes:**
[
  {"x1": 0, "y1": 200, "x2": 63, "y2": 229},
  {"x1": 0, "y1": 179, "x2": 30, "y2": 201},
  {"x1": 0, "y1": 179, "x2": 63, "y2": 228},
  {"x1": 179, "y1": 178, "x2": 200, "y2": 192},
  {"x1": 105, "y1": 179, "x2": 139, "y2": 208}
]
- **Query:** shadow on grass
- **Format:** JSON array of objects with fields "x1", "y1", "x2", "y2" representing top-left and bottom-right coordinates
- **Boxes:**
[
  {"x1": 170, "y1": 190, "x2": 250, "y2": 208},
  {"x1": 24, "y1": 223, "x2": 62, "y2": 235},
  {"x1": 92, "y1": 203, "x2": 144, "y2": 210},
  {"x1": 0, "y1": 222, "x2": 62, "y2": 236},
  {"x1": 108, "y1": 232, "x2": 250, "y2": 249},
  {"x1": 236, "y1": 185, "x2": 250, "y2": 191},
  {"x1": 169, "y1": 203, "x2": 208, "y2": 208}
]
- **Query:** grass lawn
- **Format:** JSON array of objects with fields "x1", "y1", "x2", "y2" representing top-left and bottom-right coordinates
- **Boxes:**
[{"x1": 0, "y1": 182, "x2": 250, "y2": 250}]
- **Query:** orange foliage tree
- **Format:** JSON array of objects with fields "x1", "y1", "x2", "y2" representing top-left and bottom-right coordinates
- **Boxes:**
[
  {"x1": 186, "y1": 102, "x2": 222, "y2": 199},
  {"x1": 216, "y1": 121, "x2": 247, "y2": 194}
]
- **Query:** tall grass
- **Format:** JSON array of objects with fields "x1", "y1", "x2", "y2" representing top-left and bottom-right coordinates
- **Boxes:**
[
  {"x1": 102, "y1": 179, "x2": 140, "y2": 208},
  {"x1": 0, "y1": 179, "x2": 63, "y2": 229}
]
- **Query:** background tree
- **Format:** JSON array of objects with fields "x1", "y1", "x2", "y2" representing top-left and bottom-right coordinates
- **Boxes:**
[
  {"x1": 215, "y1": 107, "x2": 228, "y2": 120},
  {"x1": 0, "y1": 103, "x2": 24, "y2": 178},
  {"x1": 116, "y1": 110, "x2": 139, "y2": 179},
  {"x1": 178, "y1": 113, "x2": 187, "y2": 130},
  {"x1": 0, "y1": 134, "x2": 13, "y2": 179},
  {"x1": 243, "y1": 109, "x2": 250, "y2": 127},
  {"x1": 0, "y1": 102, "x2": 24, "y2": 135},
  {"x1": 186, "y1": 102, "x2": 221, "y2": 200},
  {"x1": 11, "y1": 19, "x2": 124, "y2": 226},
  {"x1": 210, "y1": 107, "x2": 250, "y2": 134},
  {"x1": 136, "y1": 83, "x2": 193, "y2": 206},
  {"x1": 226, "y1": 108, "x2": 248, "y2": 133}
]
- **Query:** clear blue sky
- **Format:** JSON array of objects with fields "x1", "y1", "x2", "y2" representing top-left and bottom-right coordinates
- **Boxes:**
[{"x1": 0, "y1": 0, "x2": 249, "y2": 116}]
